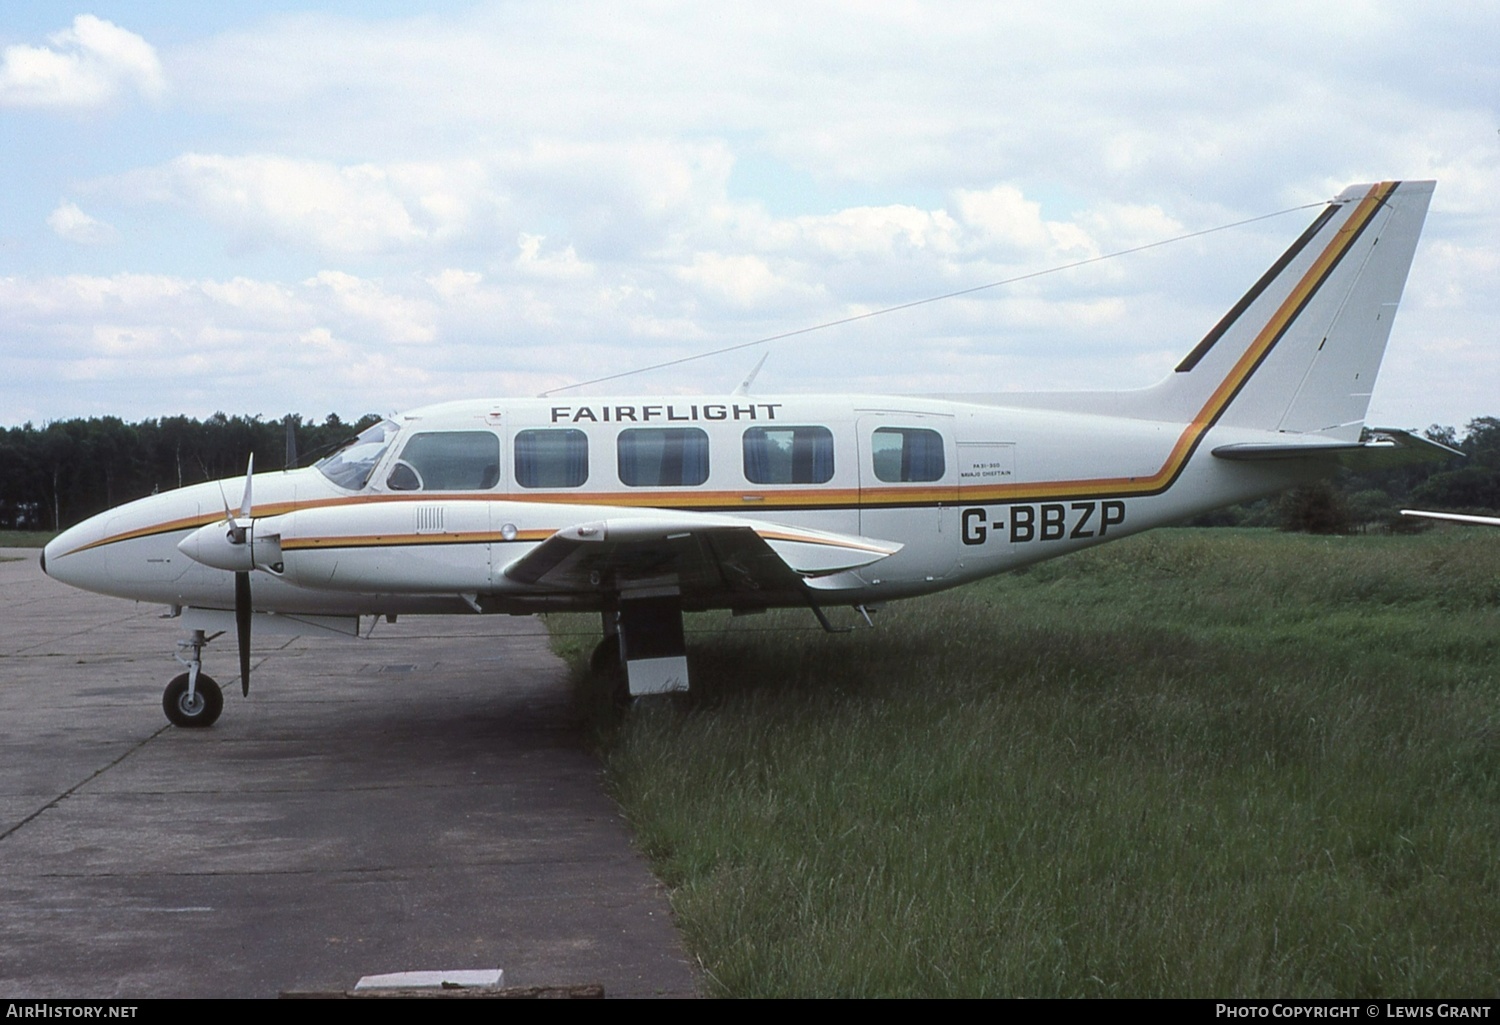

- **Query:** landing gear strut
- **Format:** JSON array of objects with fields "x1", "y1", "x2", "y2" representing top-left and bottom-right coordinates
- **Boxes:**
[
  {"x1": 591, "y1": 610, "x2": 622, "y2": 676},
  {"x1": 592, "y1": 592, "x2": 690, "y2": 699},
  {"x1": 163, "y1": 629, "x2": 224, "y2": 728}
]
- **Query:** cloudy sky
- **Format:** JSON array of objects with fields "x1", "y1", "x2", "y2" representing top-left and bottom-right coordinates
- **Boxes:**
[{"x1": 1, "y1": 2, "x2": 1495, "y2": 430}]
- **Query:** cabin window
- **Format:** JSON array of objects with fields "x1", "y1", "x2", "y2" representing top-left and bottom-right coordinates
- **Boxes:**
[
  {"x1": 515, "y1": 429, "x2": 589, "y2": 488},
  {"x1": 316, "y1": 419, "x2": 400, "y2": 491},
  {"x1": 872, "y1": 427, "x2": 946, "y2": 483},
  {"x1": 617, "y1": 428, "x2": 710, "y2": 487},
  {"x1": 386, "y1": 431, "x2": 500, "y2": 491},
  {"x1": 742, "y1": 426, "x2": 834, "y2": 485}
]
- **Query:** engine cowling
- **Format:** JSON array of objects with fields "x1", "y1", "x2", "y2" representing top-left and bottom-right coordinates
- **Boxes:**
[{"x1": 177, "y1": 518, "x2": 283, "y2": 574}]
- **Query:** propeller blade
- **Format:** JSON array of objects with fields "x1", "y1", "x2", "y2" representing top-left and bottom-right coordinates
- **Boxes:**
[
  {"x1": 235, "y1": 570, "x2": 252, "y2": 697},
  {"x1": 238, "y1": 454, "x2": 255, "y2": 521}
]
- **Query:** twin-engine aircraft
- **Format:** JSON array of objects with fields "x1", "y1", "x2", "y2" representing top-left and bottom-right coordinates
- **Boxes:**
[{"x1": 43, "y1": 180, "x2": 1450, "y2": 727}]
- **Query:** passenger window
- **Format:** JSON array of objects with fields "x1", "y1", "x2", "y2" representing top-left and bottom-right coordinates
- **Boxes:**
[
  {"x1": 618, "y1": 428, "x2": 710, "y2": 487},
  {"x1": 515, "y1": 429, "x2": 589, "y2": 488},
  {"x1": 386, "y1": 431, "x2": 500, "y2": 491},
  {"x1": 872, "y1": 427, "x2": 945, "y2": 483},
  {"x1": 743, "y1": 426, "x2": 834, "y2": 485}
]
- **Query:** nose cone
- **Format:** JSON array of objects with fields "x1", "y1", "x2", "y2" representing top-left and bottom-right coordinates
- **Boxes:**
[{"x1": 41, "y1": 516, "x2": 111, "y2": 593}]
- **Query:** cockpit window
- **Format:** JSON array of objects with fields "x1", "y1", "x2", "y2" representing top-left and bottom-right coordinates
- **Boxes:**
[
  {"x1": 315, "y1": 419, "x2": 400, "y2": 491},
  {"x1": 386, "y1": 431, "x2": 500, "y2": 491}
]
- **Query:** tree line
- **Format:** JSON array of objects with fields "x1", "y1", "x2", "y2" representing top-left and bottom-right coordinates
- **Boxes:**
[
  {"x1": 0, "y1": 413, "x2": 380, "y2": 531},
  {"x1": 2, "y1": 413, "x2": 1498, "y2": 534}
]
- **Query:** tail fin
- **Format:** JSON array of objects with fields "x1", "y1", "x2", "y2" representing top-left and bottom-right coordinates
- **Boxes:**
[
  {"x1": 946, "y1": 181, "x2": 1434, "y2": 436},
  {"x1": 1160, "y1": 180, "x2": 1434, "y2": 439}
]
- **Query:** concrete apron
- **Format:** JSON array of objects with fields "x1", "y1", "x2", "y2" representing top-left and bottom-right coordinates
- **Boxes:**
[{"x1": 0, "y1": 548, "x2": 696, "y2": 998}]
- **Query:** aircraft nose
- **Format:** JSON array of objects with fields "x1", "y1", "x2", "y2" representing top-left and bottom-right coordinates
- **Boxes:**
[{"x1": 42, "y1": 517, "x2": 112, "y2": 592}]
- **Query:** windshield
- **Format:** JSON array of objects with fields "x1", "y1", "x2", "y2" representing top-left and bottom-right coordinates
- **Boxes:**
[{"x1": 315, "y1": 419, "x2": 400, "y2": 491}]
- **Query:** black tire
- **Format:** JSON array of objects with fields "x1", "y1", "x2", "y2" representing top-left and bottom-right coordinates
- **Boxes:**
[
  {"x1": 590, "y1": 635, "x2": 621, "y2": 676},
  {"x1": 589, "y1": 636, "x2": 631, "y2": 705},
  {"x1": 163, "y1": 672, "x2": 223, "y2": 728}
]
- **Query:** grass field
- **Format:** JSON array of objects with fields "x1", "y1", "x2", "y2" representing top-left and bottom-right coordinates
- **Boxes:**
[{"x1": 555, "y1": 528, "x2": 1500, "y2": 997}]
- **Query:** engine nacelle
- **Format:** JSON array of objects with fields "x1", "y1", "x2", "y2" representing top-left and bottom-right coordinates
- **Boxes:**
[
  {"x1": 270, "y1": 501, "x2": 496, "y2": 593},
  {"x1": 177, "y1": 518, "x2": 283, "y2": 574}
]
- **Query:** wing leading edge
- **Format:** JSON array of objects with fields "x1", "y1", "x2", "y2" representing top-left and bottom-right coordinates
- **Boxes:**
[{"x1": 502, "y1": 513, "x2": 902, "y2": 603}]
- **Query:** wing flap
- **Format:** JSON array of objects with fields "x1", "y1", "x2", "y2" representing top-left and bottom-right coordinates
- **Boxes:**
[{"x1": 502, "y1": 514, "x2": 901, "y2": 599}]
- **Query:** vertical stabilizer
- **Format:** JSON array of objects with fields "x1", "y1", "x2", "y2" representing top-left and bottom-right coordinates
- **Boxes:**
[{"x1": 1167, "y1": 180, "x2": 1434, "y2": 439}]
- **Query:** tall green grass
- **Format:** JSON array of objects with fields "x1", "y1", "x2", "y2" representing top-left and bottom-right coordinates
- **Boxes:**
[{"x1": 561, "y1": 529, "x2": 1500, "y2": 997}]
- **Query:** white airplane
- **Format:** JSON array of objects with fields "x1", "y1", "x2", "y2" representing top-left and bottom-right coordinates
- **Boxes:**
[{"x1": 43, "y1": 180, "x2": 1451, "y2": 727}]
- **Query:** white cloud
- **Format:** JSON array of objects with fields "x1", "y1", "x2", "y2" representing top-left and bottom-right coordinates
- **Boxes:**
[
  {"x1": 427, "y1": 269, "x2": 484, "y2": 298},
  {"x1": 785, "y1": 205, "x2": 963, "y2": 261},
  {"x1": 115, "y1": 153, "x2": 500, "y2": 255},
  {"x1": 515, "y1": 235, "x2": 592, "y2": 280},
  {"x1": 302, "y1": 270, "x2": 438, "y2": 344},
  {"x1": 955, "y1": 187, "x2": 1066, "y2": 255},
  {"x1": 677, "y1": 252, "x2": 788, "y2": 309},
  {"x1": 0, "y1": 15, "x2": 164, "y2": 108},
  {"x1": 46, "y1": 201, "x2": 117, "y2": 246}
]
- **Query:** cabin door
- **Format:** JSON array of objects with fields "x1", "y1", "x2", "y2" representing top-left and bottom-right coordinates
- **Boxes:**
[{"x1": 856, "y1": 413, "x2": 959, "y2": 585}]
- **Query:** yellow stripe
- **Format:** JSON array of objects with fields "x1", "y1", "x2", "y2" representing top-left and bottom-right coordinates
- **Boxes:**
[
  {"x1": 753, "y1": 528, "x2": 898, "y2": 555},
  {"x1": 66, "y1": 512, "x2": 225, "y2": 556},
  {"x1": 281, "y1": 528, "x2": 552, "y2": 550}
]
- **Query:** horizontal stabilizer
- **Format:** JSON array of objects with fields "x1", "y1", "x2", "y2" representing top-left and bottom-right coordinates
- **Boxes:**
[
  {"x1": 1401, "y1": 510, "x2": 1500, "y2": 527},
  {"x1": 1212, "y1": 428, "x2": 1459, "y2": 470}
]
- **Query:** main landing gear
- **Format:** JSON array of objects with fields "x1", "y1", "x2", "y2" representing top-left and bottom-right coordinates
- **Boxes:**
[
  {"x1": 594, "y1": 592, "x2": 691, "y2": 700},
  {"x1": 163, "y1": 629, "x2": 225, "y2": 728}
]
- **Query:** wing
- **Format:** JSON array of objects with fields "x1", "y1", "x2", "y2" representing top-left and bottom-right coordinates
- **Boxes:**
[{"x1": 501, "y1": 513, "x2": 901, "y2": 605}]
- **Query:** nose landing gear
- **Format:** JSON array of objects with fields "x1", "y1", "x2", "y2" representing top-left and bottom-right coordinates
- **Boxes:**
[{"x1": 163, "y1": 629, "x2": 225, "y2": 728}]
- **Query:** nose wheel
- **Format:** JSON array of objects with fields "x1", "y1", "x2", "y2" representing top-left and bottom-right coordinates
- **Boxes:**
[
  {"x1": 163, "y1": 672, "x2": 223, "y2": 728},
  {"x1": 163, "y1": 628, "x2": 226, "y2": 728}
]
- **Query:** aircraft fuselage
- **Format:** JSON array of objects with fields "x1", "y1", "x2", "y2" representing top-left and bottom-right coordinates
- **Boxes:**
[{"x1": 44, "y1": 393, "x2": 1312, "y2": 618}]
